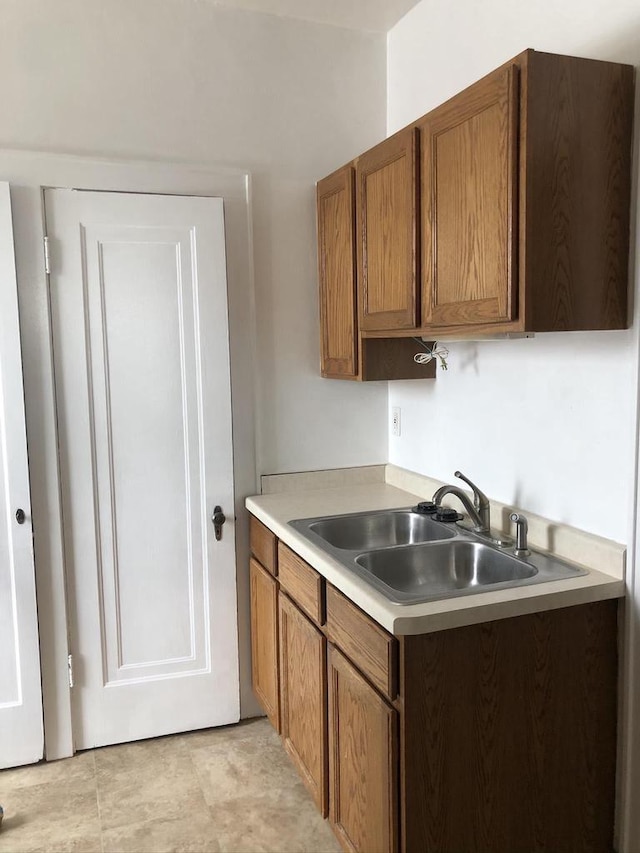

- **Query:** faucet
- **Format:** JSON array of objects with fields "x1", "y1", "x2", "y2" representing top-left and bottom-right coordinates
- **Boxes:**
[{"x1": 432, "y1": 471, "x2": 491, "y2": 535}]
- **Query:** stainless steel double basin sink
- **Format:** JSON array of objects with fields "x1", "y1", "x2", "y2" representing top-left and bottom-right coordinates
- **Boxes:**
[{"x1": 289, "y1": 509, "x2": 586, "y2": 605}]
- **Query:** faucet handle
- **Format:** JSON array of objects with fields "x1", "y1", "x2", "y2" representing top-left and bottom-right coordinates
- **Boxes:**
[{"x1": 454, "y1": 471, "x2": 489, "y2": 509}]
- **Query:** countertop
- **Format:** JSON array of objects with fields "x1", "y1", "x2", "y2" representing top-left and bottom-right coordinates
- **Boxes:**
[{"x1": 246, "y1": 482, "x2": 625, "y2": 636}]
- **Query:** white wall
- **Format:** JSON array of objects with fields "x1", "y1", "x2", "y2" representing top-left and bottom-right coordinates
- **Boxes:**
[
  {"x1": 387, "y1": 0, "x2": 640, "y2": 546},
  {"x1": 388, "y1": 3, "x2": 640, "y2": 849},
  {"x1": 0, "y1": 0, "x2": 389, "y2": 745},
  {"x1": 0, "y1": 0, "x2": 389, "y2": 477}
]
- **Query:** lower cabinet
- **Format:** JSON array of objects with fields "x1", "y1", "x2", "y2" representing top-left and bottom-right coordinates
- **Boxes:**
[
  {"x1": 328, "y1": 644, "x2": 398, "y2": 853},
  {"x1": 249, "y1": 557, "x2": 280, "y2": 731},
  {"x1": 278, "y1": 592, "x2": 328, "y2": 815},
  {"x1": 248, "y1": 515, "x2": 618, "y2": 853}
]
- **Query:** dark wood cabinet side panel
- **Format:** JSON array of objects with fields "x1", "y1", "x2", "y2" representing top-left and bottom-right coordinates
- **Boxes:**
[
  {"x1": 525, "y1": 52, "x2": 634, "y2": 331},
  {"x1": 399, "y1": 601, "x2": 618, "y2": 853}
]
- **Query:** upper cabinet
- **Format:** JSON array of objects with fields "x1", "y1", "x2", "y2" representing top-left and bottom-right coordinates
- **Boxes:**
[
  {"x1": 420, "y1": 64, "x2": 518, "y2": 328},
  {"x1": 418, "y1": 50, "x2": 633, "y2": 335},
  {"x1": 357, "y1": 127, "x2": 419, "y2": 332},
  {"x1": 317, "y1": 166, "x2": 358, "y2": 379},
  {"x1": 317, "y1": 158, "x2": 434, "y2": 382},
  {"x1": 316, "y1": 48, "x2": 634, "y2": 372}
]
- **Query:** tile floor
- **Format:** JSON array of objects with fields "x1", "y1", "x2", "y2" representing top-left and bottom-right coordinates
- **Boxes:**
[{"x1": 0, "y1": 718, "x2": 341, "y2": 853}]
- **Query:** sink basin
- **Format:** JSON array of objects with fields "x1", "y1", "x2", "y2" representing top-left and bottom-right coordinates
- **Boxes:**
[
  {"x1": 289, "y1": 508, "x2": 587, "y2": 606},
  {"x1": 356, "y1": 541, "x2": 538, "y2": 599},
  {"x1": 307, "y1": 510, "x2": 455, "y2": 551}
]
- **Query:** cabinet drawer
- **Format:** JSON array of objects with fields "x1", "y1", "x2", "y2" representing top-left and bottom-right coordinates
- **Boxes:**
[
  {"x1": 250, "y1": 514, "x2": 277, "y2": 576},
  {"x1": 326, "y1": 584, "x2": 397, "y2": 700},
  {"x1": 278, "y1": 543, "x2": 324, "y2": 626}
]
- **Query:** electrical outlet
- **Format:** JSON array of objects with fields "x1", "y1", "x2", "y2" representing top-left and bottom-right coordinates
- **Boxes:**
[{"x1": 391, "y1": 406, "x2": 401, "y2": 437}]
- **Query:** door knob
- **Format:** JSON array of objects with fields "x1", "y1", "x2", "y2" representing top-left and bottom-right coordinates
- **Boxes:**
[
  {"x1": 212, "y1": 506, "x2": 226, "y2": 541},
  {"x1": 15, "y1": 508, "x2": 26, "y2": 524}
]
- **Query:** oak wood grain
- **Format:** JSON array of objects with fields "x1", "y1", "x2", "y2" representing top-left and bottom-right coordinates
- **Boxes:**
[
  {"x1": 249, "y1": 558, "x2": 280, "y2": 732},
  {"x1": 249, "y1": 514, "x2": 277, "y2": 576},
  {"x1": 326, "y1": 584, "x2": 397, "y2": 701},
  {"x1": 421, "y1": 63, "x2": 518, "y2": 328},
  {"x1": 279, "y1": 592, "x2": 328, "y2": 816},
  {"x1": 317, "y1": 165, "x2": 358, "y2": 378},
  {"x1": 399, "y1": 601, "x2": 618, "y2": 853},
  {"x1": 357, "y1": 126, "x2": 419, "y2": 331},
  {"x1": 325, "y1": 49, "x2": 633, "y2": 341},
  {"x1": 328, "y1": 644, "x2": 399, "y2": 853},
  {"x1": 277, "y1": 542, "x2": 324, "y2": 626}
]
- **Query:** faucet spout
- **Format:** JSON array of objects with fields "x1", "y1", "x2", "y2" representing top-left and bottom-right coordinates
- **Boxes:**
[
  {"x1": 454, "y1": 471, "x2": 490, "y2": 530},
  {"x1": 432, "y1": 485, "x2": 489, "y2": 534}
]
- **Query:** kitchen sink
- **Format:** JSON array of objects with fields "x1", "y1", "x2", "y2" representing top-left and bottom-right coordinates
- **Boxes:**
[
  {"x1": 306, "y1": 509, "x2": 455, "y2": 551},
  {"x1": 289, "y1": 507, "x2": 588, "y2": 606},
  {"x1": 356, "y1": 541, "x2": 537, "y2": 598}
]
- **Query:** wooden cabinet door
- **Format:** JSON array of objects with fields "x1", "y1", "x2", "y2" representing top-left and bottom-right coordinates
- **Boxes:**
[
  {"x1": 279, "y1": 592, "x2": 328, "y2": 815},
  {"x1": 249, "y1": 558, "x2": 280, "y2": 731},
  {"x1": 421, "y1": 64, "x2": 518, "y2": 328},
  {"x1": 317, "y1": 166, "x2": 358, "y2": 379},
  {"x1": 328, "y1": 645, "x2": 398, "y2": 853},
  {"x1": 357, "y1": 127, "x2": 419, "y2": 331}
]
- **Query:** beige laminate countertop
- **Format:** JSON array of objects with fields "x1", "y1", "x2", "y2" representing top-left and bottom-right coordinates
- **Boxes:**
[{"x1": 246, "y1": 483, "x2": 625, "y2": 636}]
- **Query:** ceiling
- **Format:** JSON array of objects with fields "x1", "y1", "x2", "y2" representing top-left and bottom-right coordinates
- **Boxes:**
[{"x1": 208, "y1": 0, "x2": 422, "y2": 32}]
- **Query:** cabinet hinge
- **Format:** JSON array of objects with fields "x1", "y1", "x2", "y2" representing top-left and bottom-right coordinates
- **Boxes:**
[
  {"x1": 68, "y1": 653, "x2": 74, "y2": 689},
  {"x1": 43, "y1": 236, "x2": 51, "y2": 275}
]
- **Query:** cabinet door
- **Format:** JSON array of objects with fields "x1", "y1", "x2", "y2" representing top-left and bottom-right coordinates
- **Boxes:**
[
  {"x1": 357, "y1": 127, "x2": 419, "y2": 331},
  {"x1": 249, "y1": 558, "x2": 280, "y2": 731},
  {"x1": 421, "y1": 64, "x2": 518, "y2": 328},
  {"x1": 279, "y1": 592, "x2": 328, "y2": 815},
  {"x1": 328, "y1": 645, "x2": 398, "y2": 853},
  {"x1": 317, "y1": 166, "x2": 358, "y2": 379}
]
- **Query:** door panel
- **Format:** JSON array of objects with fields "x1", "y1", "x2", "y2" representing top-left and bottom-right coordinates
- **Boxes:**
[
  {"x1": 421, "y1": 64, "x2": 518, "y2": 327},
  {"x1": 0, "y1": 182, "x2": 43, "y2": 768},
  {"x1": 250, "y1": 558, "x2": 280, "y2": 731},
  {"x1": 279, "y1": 592, "x2": 328, "y2": 816},
  {"x1": 357, "y1": 127, "x2": 419, "y2": 331},
  {"x1": 45, "y1": 189, "x2": 239, "y2": 749},
  {"x1": 317, "y1": 166, "x2": 358, "y2": 379},
  {"x1": 328, "y1": 644, "x2": 398, "y2": 853}
]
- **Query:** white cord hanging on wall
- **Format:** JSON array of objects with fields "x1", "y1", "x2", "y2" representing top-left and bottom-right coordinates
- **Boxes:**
[{"x1": 412, "y1": 338, "x2": 449, "y2": 371}]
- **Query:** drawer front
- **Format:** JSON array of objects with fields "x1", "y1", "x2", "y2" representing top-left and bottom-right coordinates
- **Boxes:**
[
  {"x1": 250, "y1": 514, "x2": 277, "y2": 576},
  {"x1": 326, "y1": 584, "x2": 397, "y2": 700},
  {"x1": 278, "y1": 543, "x2": 324, "y2": 626}
]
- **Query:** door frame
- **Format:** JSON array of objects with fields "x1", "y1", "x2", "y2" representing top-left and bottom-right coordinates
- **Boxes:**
[{"x1": 1, "y1": 149, "x2": 261, "y2": 760}]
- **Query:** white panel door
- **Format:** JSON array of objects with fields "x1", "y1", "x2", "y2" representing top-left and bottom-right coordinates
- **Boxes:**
[
  {"x1": 0, "y1": 182, "x2": 43, "y2": 768},
  {"x1": 45, "y1": 189, "x2": 239, "y2": 750}
]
